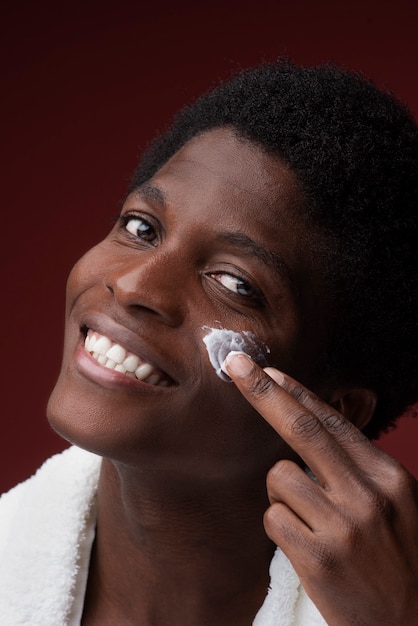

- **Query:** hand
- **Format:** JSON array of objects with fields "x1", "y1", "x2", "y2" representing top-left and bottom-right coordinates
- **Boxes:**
[{"x1": 224, "y1": 352, "x2": 418, "y2": 626}]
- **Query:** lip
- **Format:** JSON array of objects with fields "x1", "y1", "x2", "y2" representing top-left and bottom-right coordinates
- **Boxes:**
[{"x1": 74, "y1": 312, "x2": 179, "y2": 389}]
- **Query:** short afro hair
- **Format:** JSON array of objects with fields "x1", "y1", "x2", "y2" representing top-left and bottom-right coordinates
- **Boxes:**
[{"x1": 129, "y1": 60, "x2": 418, "y2": 440}]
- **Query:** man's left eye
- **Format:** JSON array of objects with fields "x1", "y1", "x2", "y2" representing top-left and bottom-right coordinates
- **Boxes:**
[{"x1": 211, "y1": 273, "x2": 259, "y2": 299}]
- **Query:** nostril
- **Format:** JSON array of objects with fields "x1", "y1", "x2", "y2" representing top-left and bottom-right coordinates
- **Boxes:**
[
  {"x1": 105, "y1": 281, "x2": 115, "y2": 296},
  {"x1": 104, "y1": 261, "x2": 184, "y2": 327}
]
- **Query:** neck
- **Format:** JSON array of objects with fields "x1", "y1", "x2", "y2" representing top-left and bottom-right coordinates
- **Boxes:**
[{"x1": 82, "y1": 458, "x2": 274, "y2": 625}]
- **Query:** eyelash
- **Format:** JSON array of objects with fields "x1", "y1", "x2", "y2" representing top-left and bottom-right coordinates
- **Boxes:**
[{"x1": 118, "y1": 212, "x2": 266, "y2": 306}]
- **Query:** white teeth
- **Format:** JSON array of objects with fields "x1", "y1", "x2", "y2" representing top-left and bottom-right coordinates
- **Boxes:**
[
  {"x1": 146, "y1": 373, "x2": 161, "y2": 385},
  {"x1": 86, "y1": 333, "x2": 98, "y2": 351},
  {"x1": 85, "y1": 331, "x2": 170, "y2": 387},
  {"x1": 93, "y1": 336, "x2": 113, "y2": 355},
  {"x1": 122, "y1": 354, "x2": 139, "y2": 372},
  {"x1": 134, "y1": 363, "x2": 153, "y2": 381},
  {"x1": 105, "y1": 344, "x2": 126, "y2": 364}
]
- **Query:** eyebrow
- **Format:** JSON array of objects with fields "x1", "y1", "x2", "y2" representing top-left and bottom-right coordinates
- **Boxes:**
[
  {"x1": 135, "y1": 183, "x2": 294, "y2": 290},
  {"x1": 135, "y1": 183, "x2": 167, "y2": 208},
  {"x1": 217, "y1": 231, "x2": 294, "y2": 289}
]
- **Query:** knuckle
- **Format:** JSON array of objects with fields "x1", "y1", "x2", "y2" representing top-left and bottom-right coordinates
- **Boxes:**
[
  {"x1": 321, "y1": 411, "x2": 365, "y2": 444},
  {"x1": 321, "y1": 411, "x2": 347, "y2": 434},
  {"x1": 263, "y1": 503, "x2": 279, "y2": 529},
  {"x1": 263, "y1": 503, "x2": 299, "y2": 545},
  {"x1": 289, "y1": 410, "x2": 322, "y2": 440},
  {"x1": 385, "y1": 459, "x2": 417, "y2": 495},
  {"x1": 352, "y1": 485, "x2": 394, "y2": 527},
  {"x1": 266, "y1": 460, "x2": 295, "y2": 492},
  {"x1": 247, "y1": 370, "x2": 277, "y2": 398},
  {"x1": 291, "y1": 383, "x2": 311, "y2": 404},
  {"x1": 263, "y1": 503, "x2": 285, "y2": 535}
]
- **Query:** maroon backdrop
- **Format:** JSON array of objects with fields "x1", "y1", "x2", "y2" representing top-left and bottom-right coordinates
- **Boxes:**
[{"x1": 1, "y1": 0, "x2": 417, "y2": 493}]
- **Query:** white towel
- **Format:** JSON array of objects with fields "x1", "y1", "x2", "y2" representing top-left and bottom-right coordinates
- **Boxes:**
[
  {"x1": 0, "y1": 447, "x2": 327, "y2": 625},
  {"x1": 0, "y1": 447, "x2": 100, "y2": 625},
  {"x1": 254, "y1": 548, "x2": 327, "y2": 625}
]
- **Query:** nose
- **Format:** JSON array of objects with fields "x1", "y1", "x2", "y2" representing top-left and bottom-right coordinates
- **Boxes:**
[{"x1": 105, "y1": 250, "x2": 186, "y2": 327}]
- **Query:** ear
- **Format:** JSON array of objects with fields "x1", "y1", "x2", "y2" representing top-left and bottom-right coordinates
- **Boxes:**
[{"x1": 328, "y1": 387, "x2": 378, "y2": 432}]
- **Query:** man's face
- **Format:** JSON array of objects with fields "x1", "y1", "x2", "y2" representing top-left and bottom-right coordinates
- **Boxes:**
[{"x1": 48, "y1": 128, "x2": 332, "y2": 483}]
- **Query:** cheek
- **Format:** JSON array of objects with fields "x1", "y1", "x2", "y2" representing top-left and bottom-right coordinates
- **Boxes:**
[{"x1": 65, "y1": 243, "x2": 108, "y2": 312}]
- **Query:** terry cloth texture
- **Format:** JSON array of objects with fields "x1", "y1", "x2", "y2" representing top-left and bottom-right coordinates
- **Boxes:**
[
  {"x1": 0, "y1": 447, "x2": 327, "y2": 625},
  {"x1": 0, "y1": 447, "x2": 100, "y2": 626}
]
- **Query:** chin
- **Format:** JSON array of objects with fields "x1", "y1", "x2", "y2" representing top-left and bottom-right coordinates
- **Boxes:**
[{"x1": 46, "y1": 374, "x2": 163, "y2": 465}]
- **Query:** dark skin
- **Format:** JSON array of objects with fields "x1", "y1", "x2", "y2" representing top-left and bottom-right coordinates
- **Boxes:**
[
  {"x1": 225, "y1": 354, "x2": 418, "y2": 625},
  {"x1": 47, "y1": 128, "x2": 418, "y2": 624}
]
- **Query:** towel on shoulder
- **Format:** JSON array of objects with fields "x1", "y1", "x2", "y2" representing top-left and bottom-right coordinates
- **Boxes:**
[{"x1": 0, "y1": 446, "x2": 326, "y2": 625}]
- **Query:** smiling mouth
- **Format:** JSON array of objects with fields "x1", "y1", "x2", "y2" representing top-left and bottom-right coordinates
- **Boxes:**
[{"x1": 84, "y1": 329, "x2": 172, "y2": 387}]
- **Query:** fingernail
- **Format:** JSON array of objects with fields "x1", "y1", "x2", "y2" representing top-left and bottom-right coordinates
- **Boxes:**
[
  {"x1": 264, "y1": 367, "x2": 285, "y2": 385},
  {"x1": 223, "y1": 351, "x2": 255, "y2": 377}
]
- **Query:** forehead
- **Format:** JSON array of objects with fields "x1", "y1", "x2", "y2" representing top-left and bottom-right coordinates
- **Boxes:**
[
  {"x1": 140, "y1": 128, "x2": 319, "y2": 279},
  {"x1": 135, "y1": 129, "x2": 316, "y2": 282},
  {"x1": 151, "y1": 127, "x2": 303, "y2": 225}
]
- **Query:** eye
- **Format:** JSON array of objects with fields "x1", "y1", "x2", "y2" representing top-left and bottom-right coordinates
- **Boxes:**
[
  {"x1": 210, "y1": 272, "x2": 264, "y2": 302},
  {"x1": 121, "y1": 214, "x2": 158, "y2": 244}
]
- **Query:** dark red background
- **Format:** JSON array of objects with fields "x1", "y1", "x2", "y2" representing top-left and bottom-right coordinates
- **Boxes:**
[{"x1": 1, "y1": 0, "x2": 417, "y2": 493}]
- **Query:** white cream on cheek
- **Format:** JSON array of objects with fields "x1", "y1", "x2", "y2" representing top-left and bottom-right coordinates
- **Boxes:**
[{"x1": 202, "y1": 326, "x2": 270, "y2": 382}]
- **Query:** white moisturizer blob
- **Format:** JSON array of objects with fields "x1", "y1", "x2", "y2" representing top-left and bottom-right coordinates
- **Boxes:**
[{"x1": 202, "y1": 326, "x2": 270, "y2": 382}]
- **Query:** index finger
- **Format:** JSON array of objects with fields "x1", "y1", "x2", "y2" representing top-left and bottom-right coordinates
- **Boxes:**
[{"x1": 223, "y1": 351, "x2": 377, "y2": 486}]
